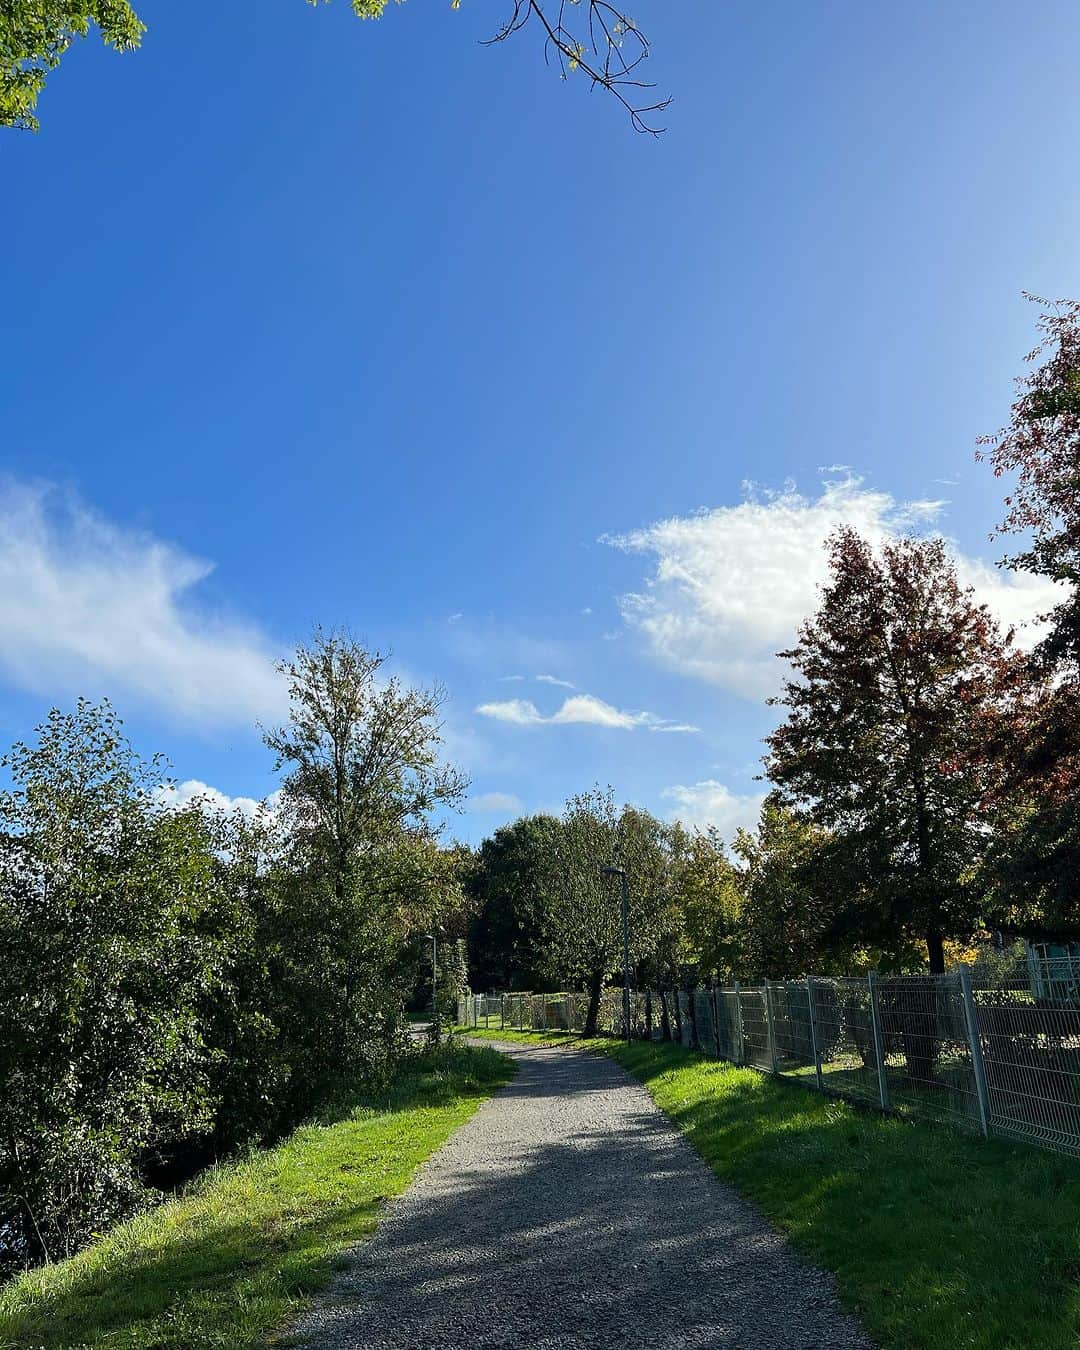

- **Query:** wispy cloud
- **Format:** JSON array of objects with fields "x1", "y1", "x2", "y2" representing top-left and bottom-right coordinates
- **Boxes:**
[
  {"x1": 467, "y1": 790, "x2": 523, "y2": 814},
  {"x1": 476, "y1": 692, "x2": 697, "y2": 733},
  {"x1": 0, "y1": 480, "x2": 285, "y2": 727},
  {"x1": 499, "y1": 673, "x2": 576, "y2": 689},
  {"x1": 606, "y1": 474, "x2": 1061, "y2": 701}
]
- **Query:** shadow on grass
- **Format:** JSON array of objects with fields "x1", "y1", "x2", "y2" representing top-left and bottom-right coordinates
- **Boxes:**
[{"x1": 0, "y1": 1045, "x2": 514, "y2": 1350}]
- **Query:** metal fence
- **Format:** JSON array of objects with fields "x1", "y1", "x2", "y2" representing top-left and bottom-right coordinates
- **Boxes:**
[{"x1": 458, "y1": 958, "x2": 1080, "y2": 1159}]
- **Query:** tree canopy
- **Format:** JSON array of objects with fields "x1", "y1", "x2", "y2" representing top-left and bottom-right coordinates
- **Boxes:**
[{"x1": 765, "y1": 529, "x2": 1018, "y2": 973}]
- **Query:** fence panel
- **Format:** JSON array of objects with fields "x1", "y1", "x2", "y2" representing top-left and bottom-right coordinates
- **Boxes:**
[
  {"x1": 692, "y1": 988, "x2": 715, "y2": 1056},
  {"x1": 769, "y1": 981, "x2": 815, "y2": 1077},
  {"x1": 715, "y1": 989, "x2": 741, "y2": 1062},
  {"x1": 875, "y1": 975, "x2": 981, "y2": 1131},
  {"x1": 974, "y1": 965, "x2": 1080, "y2": 1155},
  {"x1": 739, "y1": 988, "x2": 772, "y2": 1070},
  {"x1": 809, "y1": 978, "x2": 883, "y2": 1107}
]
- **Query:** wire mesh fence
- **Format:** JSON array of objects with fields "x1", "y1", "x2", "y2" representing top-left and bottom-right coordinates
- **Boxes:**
[{"x1": 458, "y1": 954, "x2": 1080, "y2": 1160}]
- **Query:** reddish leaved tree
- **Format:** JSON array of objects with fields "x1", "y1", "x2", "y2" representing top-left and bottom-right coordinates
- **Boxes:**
[{"x1": 765, "y1": 529, "x2": 1020, "y2": 972}]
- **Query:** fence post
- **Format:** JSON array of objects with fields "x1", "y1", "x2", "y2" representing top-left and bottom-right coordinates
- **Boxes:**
[
  {"x1": 500, "y1": 995, "x2": 505, "y2": 1030},
  {"x1": 711, "y1": 985, "x2": 722, "y2": 1058},
  {"x1": 959, "y1": 967, "x2": 991, "y2": 1139},
  {"x1": 764, "y1": 982, "x2": 779, "y2": 1073},
  {"x1": 868, "y1": 971, "x2": 889, "y2": 1111},
  {"x1": 806, "y1": 976, "x2": 823, "y2": 1091},
  {"x1": 734, "y1": 981, "x2": 744, "y2": 1065},
  {"x1": 565, "y1": 992, "x2": 571, "y2": 1033}
]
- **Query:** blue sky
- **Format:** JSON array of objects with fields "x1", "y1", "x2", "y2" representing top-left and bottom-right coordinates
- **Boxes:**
[{"x1": 2, "y1": 0, "x2": 1079, "y2": 843}]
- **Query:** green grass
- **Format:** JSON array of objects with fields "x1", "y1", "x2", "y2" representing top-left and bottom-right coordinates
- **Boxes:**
[
  {"x1": 461, "y1": 1025, "x2": 1080, "y2": 1350},
  {"x1": 0, "y1": 1043, "x2": 514, "y2": 1350}
]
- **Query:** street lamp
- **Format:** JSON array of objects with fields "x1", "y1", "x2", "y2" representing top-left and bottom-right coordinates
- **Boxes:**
[
  {"x1": 601, "y1": 865, "x2": 632, "y2": 1044},
  {"x1": 422, "y1": 932, "x2": 438, "y2": 1044}
]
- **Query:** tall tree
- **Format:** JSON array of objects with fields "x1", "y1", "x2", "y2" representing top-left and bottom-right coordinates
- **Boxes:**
[
  {"x1": 979, "y1": 299, "x2": 1080, "y2": 929},
  {"x1": 264, "y1": 630, "x2": 466, "y2": 1091},
  {"x1": 541, "y1": 789, "x2": 674, "y2": 1034},
  {"x1": 1, "y1": 1, "x2": 668, "y2": 132},
  {"x1": 765, "y1": 530, "x2": 1017, "y2": 973}
]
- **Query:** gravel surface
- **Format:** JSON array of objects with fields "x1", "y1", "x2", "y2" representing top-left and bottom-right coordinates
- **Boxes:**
[{"x1": 292, "y1": 1040, "x2": 871, "y2": 1349}]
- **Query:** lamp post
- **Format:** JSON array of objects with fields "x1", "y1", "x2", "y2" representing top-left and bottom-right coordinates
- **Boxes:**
[
  {"x1": 422, "y1": 932, "x2": 438, "y2": 1044},
  {"x1": 601, "y1": 865, "x2": 632, "y2": 1044}
]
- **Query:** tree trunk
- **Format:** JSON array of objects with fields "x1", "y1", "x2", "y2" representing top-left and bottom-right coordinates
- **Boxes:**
[
  {"x1": 926, "y1": 929, "x2": 946, "y2": 975},
  {"x1": 659, "y1": 989, "x2": 672, "y2": 1042},
  {"x1": 644, "y1": 987, "x2": 654, "y2": 1040},
  {"x1": 583, "y1": 967, "x2": 604, "y2": 1036}
]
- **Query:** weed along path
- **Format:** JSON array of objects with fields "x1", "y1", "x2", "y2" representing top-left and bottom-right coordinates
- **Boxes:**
[{"x1": 293, "y1": 1040, "x2": 869, "y2": 1349}]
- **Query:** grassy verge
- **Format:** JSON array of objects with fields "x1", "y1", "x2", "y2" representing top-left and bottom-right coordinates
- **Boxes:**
[
  {"x1": 0, "y1": 1043, "x2": 513, "y2": 1350},
  {"x1": 461, "y1": 1025, "x2": 1080, "y2": 1350}
]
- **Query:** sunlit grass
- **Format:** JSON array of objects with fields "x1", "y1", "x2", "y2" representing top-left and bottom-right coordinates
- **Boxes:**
[
  {"x1": 0, "y1": 1044, "x2": 514, "y2": 1350},
  {"x1": 463, "y1": 1025, "x2": 1080, "y2": 1350}
]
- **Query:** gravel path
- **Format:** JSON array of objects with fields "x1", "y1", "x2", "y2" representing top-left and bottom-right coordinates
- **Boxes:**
[{"x1": 293, "y1": 1041, "x2": 871, "y2": 1349}]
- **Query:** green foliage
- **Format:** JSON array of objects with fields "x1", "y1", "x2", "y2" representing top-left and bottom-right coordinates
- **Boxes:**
[
  {"x1": 665, "y1": 825, "x2": 744, "y2": 981},
  {"x1": 0, "y1": 637, "x2": 471, "y2": 1276},
  {"x1": 465, "y1": 814, "x2": 563, "y2": 992},
  {"x1": 0, "y1": 1045, "x2": 513, "y2": 1349},
  {"x1": 731, "y1": 794, "x2": 850, "y2": 979},
  {"x1": 3, "y1": 0, "x2": 667, "y2": 134},
  {"x1": 538, "y1": 789, "x2": 677, "y2": 1031},
  {"x1": 262, "y1": 629, "x2": 467, "y2": 1103},
  {"x1": 0, "y1": 1, "x2": 144, "y2": 130},
  {"x1": 0, "y1": 701, "x2": 221, "y2": 1266}
]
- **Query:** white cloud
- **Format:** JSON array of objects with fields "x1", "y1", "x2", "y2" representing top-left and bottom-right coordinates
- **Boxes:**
[
  {"x1": 499, "y1": 673, "x2": 576, "y2": 689},
  {"x1": 0, "y1": 481, "x2": 285, "y2": 726},
  {"x1": 475, "y1": 692, "x2": 698, "y2": 733},
  {"x1": 662, "y1": 780, "x2": 766, "y2": 840},
  {"x1": 468, "y1": 790, "x2": 523, "y2": 814},
  {"x1": 156, "y1": 779, "x2": 282, "y2": 821},
  {"x1": 607, "y1": 475, "x2": 1062, "y2": 701}
]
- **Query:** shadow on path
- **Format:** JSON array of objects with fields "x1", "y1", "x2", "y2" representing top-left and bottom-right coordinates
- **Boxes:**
[{"x1": 293, "y1": 1041, "x2": 869, "y2": 1350}]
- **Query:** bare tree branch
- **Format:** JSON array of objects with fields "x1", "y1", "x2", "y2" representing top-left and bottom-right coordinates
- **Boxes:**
[{"x1": 484, "y1": 1, "x2": 671, "y2": 135}]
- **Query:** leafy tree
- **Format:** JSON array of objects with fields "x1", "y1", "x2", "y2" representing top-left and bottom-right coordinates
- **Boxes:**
[
  {"x1": 733, "y1": 794, "x2": 870, "y2": 980},
  {"x1": 665, "y1": 825, "x2": 745, "y2": 983},
  {"x1": 540, "y1": 789, "x2": 674, "y2": 1034},
  {"x1": 465, "y1": 814, "x2": 562, "y2": 992},
  {"x1": 978, "y1": 299, "x2": 1080, "y2": 930},
  {"x1": 0, "y1": 0, "x2": 143, "y2": 130},
  {"x1": 2, "y1": 1, "x2": 668, "y2": 132},
  {"x1": 765, "y1": 530, "x2": 1018, "y2": 973},
  {"x1": 0, "y1": 700, "x2": 220, "y2": 1266},
  {"x1": 264, "y1": 630, "x2": 466, "y2": 1096}
]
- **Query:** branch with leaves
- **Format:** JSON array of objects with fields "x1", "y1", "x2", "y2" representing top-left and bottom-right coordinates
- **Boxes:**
[{"x1": 2, "y1": 0, "x2": 669, "y2": 133}]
